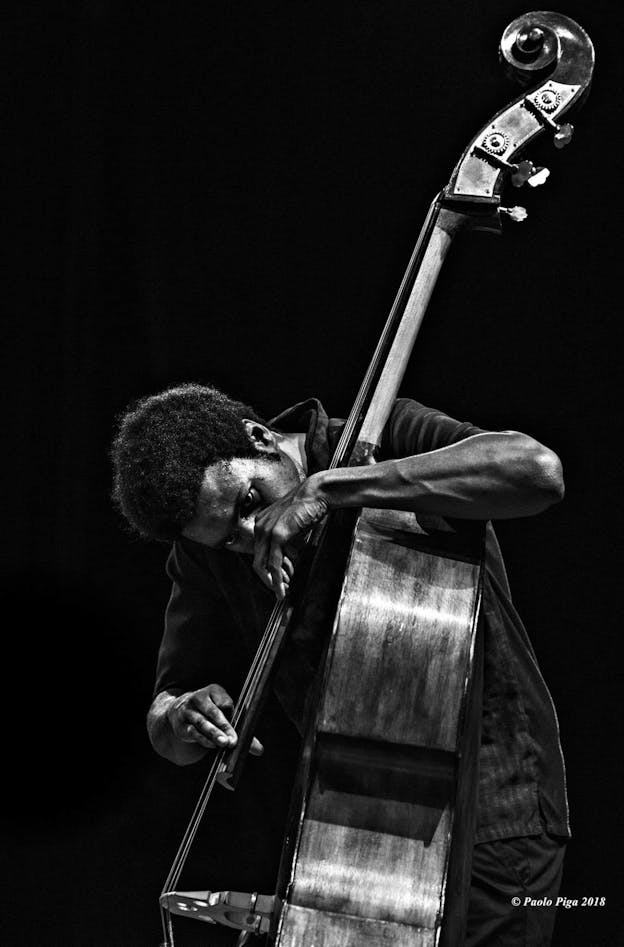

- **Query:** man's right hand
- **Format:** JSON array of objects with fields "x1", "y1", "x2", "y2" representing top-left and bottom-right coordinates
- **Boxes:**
[{"x1": 166, "y1": 684, "x2": 264, "y2": 756}]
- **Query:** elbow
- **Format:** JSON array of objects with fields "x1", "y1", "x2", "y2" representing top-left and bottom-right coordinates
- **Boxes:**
[
  {"x1": 512, "y1": 434, "x2": 565, "y2": 508},
  {"x1": 533, "y1": 445, "x2": 565, "y2": 506}
]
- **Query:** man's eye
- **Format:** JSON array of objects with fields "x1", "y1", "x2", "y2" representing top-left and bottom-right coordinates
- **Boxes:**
[
  {"x1": 224, "y1": 535, "x2": 237, "y2": 547},
  {"x1": 241, "y1": 489, "x2": 256, "y2": 514}
]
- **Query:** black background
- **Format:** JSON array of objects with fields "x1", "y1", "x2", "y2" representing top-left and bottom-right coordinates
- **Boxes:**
[{"x1": 5, "y1": 2, "x2": 622, "y2": 945}]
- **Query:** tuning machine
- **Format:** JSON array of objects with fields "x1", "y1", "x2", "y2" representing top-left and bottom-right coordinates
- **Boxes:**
[
  {"x1": 499, "y1": 206, "x2": 528, "y2": 223},
  {"x1": 523, "y1": 90, "x2": 575, "y2": 149},
  {"x1": 510, "y1": 160, "x2": 550, "y2": 188},
  {"x1": 553, "y1": 123, "x2": 574, "y2": 148},
  {"x1": 474, "y1": 140, "x2": 550, "y2": 189}
]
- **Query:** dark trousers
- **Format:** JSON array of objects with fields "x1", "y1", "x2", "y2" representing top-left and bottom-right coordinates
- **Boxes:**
[{"x1": 466, "y1": 833, "x2": 567, "y2": 946}]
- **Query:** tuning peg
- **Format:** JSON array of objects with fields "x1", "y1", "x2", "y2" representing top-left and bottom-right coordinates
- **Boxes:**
[
  {"x1": 554, "y1": 122, "x2": 574, "y2": 149},
  {"x1": 523, "y1": 94, "x2": 576, "y2": 150},
  {"x1": 510, "y1": 160, "x2": 535, "y2": 187},
  {"x1": 527, "y1": 166, "x2": 550, "y2": 187},
  {"x1": 474, "y1": 144, "x2": 550, "y2": 190},
  {"x1": 500, "y1": 206, "x2": 528, "y2": 223},
  {"x1": 510, "y1": 160, "x2": 550, "y2": 188}
]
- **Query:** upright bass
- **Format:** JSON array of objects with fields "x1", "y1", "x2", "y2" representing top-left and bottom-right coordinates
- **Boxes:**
[{"x1": 160, "y1": 11, "x2": 594, "y2": 945}]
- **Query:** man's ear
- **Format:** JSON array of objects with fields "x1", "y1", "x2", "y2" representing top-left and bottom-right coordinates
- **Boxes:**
[{"x1": 242, "y1": 419, "x2": 278, "y2": 453}]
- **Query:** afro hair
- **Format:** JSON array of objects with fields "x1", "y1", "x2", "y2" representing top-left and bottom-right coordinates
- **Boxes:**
[{"x1": 111, "y1": 383, "x2": 264, "y2": 541}]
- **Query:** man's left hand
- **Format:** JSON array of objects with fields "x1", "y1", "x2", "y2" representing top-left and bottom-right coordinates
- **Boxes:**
[{"x1": 252, "y1": 475, "x2": 328, "y2": 599}]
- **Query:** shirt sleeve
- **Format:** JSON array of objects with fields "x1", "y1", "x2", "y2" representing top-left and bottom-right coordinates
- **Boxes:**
[
  {"x1": 153, "y1": 539, "x2": 243, "y2": 699},
  {"x1": 380, "y1": 398, "x2": 488, "y2": 536},
  {"x1": 380, "y1": 398, "x2": 486, "y2": 458}
]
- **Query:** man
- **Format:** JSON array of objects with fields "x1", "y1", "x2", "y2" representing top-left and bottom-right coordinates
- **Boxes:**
[{"x1": 112, "y1": 382, "x2": 570, "y2": 945}]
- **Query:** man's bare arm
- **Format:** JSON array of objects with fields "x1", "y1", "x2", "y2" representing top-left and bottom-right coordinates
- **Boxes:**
[
  {"x1": 316, "y1": 431, "x2": 564, "y2": 520},
  {"x1": 253, "y1": 431, "x2": 564, "y2": 597}
]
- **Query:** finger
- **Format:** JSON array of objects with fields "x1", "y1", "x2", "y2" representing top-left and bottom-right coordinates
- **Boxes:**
[
  {"x1": 252, "y1": 520, "x2": 270, "y2": 585},
  {"x1": 272, "y1": 572, "x2": 285, "y2": 601},
  {"x1": 189, "y1": 701, "x2": 236, "y2": 742},
  {"x1": 267, "y1": 537, "x2": 286, "y2": 600},
  {"x1": 206, "y1": 684, "x2": 235, "y2": 717},
  {"x1": 253, "y1": 559, "x2": 274, "y2": 592},
  {"x1": 282, "y1": 556, "x2": 294, "y2": 579},
  {"x1": 179, "y1": 722, "x2": 210, "y2": 747},
  {"x1": 253, "y1": 511, "x2": 286, "y2": 589},
  {"x1": 249, "y1": 737, "x2": 264, "y2": 757},
  {"x1": 179, "y1": 719, "x2": 235, "y2": 750},
  {"x1": 190, "y1": 696, "x2": 237, "y2": 741},
  {"x1": 252, "y1": 554, "x2": 271, "y2": 590},
  {"x1": 188, "y1": 712, "x2": 238, "y2": 749}
]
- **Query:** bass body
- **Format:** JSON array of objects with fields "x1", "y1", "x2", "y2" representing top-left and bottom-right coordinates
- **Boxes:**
[{"x1": 273, "y1": 507, "x2": 483, "y2": 946}]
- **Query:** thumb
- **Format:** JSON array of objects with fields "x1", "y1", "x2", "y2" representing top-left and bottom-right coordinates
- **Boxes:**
[{"x1": 249, "y1": 737, "x2": 264, "y2": 757}]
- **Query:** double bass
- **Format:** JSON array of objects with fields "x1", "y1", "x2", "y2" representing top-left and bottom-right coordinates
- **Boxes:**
[{"x1": 159, "y1": 12, "x2": 594, "y2": 945}]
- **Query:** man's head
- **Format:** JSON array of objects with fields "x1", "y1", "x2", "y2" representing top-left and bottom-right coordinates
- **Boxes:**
[{"x1": 111, "y1": 383, "x2": 304, "y2": 549}]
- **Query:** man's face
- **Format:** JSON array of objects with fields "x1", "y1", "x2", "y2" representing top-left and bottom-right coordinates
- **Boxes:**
[{"x1": 182, "y1": 452, "x2": 302, "y2": 556}]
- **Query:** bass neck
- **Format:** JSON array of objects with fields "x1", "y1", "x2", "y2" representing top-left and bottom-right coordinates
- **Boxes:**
[{"x1": 332, "y1": 195, "x2": 469, "y2": 469}]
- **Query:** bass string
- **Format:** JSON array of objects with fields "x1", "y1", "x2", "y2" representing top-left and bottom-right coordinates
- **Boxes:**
[
  {"x1": 159, "y1": 761, "x2": 221, "y2": 946},
  {"x1": 230, "y1": 601, "x2": 288, "y2": 729},
  {"x1": 163, "y1": 759, "x2": 222, "y2": 893}
]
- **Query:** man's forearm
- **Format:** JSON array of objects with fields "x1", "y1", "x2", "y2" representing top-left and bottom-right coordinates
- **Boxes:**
[
  {"x1": 313, "y1": 432, "x2": 564, "y2": 520},
  {"x1": 147, "y1": 690, "x2": 208, "y2": 766}
]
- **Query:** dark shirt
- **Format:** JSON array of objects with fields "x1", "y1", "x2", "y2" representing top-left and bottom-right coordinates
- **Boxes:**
[{"x1": 155, "y1": 398, "x2": 570, "y2": 844}]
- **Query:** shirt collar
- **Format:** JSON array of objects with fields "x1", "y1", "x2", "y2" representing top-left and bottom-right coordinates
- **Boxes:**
[{"x1": 268, "y1": 397, "x2": 330, "y2": 474}]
